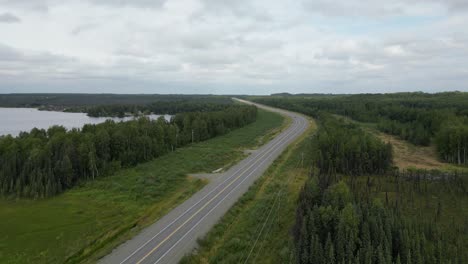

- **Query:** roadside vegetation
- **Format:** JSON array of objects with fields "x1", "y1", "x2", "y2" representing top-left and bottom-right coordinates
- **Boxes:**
[
  {"x1": 0, "y1": 109, "x2": 284, "y2": 264},
  {"x1": 249, "y1": 95, "x2": 468, "y2": 264},
  {"x1": 181, "y1": 116, "x2": 317, "y2": 264},
  {"x1": 253, "y1": 92, "x2": 468, "y2": 166},
  {"x1": 182, "y1": 92, "x2": 468, "y2": 263}
]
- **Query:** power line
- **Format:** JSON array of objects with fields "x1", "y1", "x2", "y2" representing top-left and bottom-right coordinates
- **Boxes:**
[{"x1": 243, "y1": 157, "x2": 303, "y2": 263}]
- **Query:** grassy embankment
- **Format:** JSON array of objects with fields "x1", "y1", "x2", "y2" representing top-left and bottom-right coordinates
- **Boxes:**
[
  {"x1": 183, "y1": 112, "x2": 467, "y2": 264},
  {"x1": 0, "y1": 109, "x2": 285, "y2": 264},
  {"x1": 181, "y1": 116, "x2": 317, "y2": 264},
  {"x1": 182, "y1": 111, "x2": 467, "y2": 264}
]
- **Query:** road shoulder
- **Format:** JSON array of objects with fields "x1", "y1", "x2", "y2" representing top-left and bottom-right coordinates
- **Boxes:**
[{"x1": 180, "y1": 116, "x2": 317, "y2": 263}]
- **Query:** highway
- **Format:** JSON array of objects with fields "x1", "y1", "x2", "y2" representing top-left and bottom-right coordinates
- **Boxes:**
[{"x1": 99, "y1": 99, "x2": 310, "y2": 264}]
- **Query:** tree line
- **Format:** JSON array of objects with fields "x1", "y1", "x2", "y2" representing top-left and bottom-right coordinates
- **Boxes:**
[
  {"x1": 83, "y1": 101, "x2": 233, "y2": 117},
  {"x1": 436, "y1": 122, "x2": 468, "y2": 165},
  {"x1": 0, "y1": 105, "x2": 257, "y2": 198},
  {"x1": 313, "y1": 114, "x2": 393, "y2": 176},
  {"x1": 0, "y1": 93, "x2": 232, "y2": 109},
  {"x1": 253, "y1": 92, "x2": 468, "y2": 165},
  {"x1": 293, "y1": 178, "x2": 465, "y2": 264},
  {"x1": 291, "y1": 104, "x2": 467, "y2": 264}
]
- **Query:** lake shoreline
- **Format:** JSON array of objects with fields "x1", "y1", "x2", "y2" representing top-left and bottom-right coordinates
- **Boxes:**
[{"x1": 0, "y1": 107, "x2": 170, "y2": 137}]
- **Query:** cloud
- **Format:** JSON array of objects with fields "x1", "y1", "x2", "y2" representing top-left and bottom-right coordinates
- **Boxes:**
[
  {"x1": 0, "y1": 43, "x2": 81, "y2": 78},
  {"x1": 302, "y1": 0, "x2": 468, "y2": 18},
  {"x1": 71, "y1": 23, "x2": 98, "y2": 35},
  {"x1": 0, "y1": 0, "x2": 467, "y2": 94},
  {"x1": 0, "y1": 43, "x2": 22, "y2": 60},
  {"x1": 0, "y1": 12, "x2": 21, "y2": 23},
  {"x1": 0, "y1": 0, "x2": 168, "y2": 11},
  {"x1": 302, "y1": 0, "x2": 406, "y2": 17},
  {"x1": 0, "y1": 0, "x2": 50, "y2": 12},
  {"x1": 431, "y1": 0, "x2": 468, "y2": 12},
  {"x1": 87, "y1": 0, "x2": 167, "y2": 8}
]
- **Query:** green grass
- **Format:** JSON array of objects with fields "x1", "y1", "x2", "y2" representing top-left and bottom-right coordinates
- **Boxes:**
[
  {"x1": 0, "y1": 109, "x2": 285, "y2": 264},
  {"x1": 181, "y1": 118, "x2": 317, "y2": 264}
]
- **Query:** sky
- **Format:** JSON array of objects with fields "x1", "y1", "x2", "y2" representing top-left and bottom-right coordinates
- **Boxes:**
[{"x1": 0, "y1": 0, "x2": 467, "y2": 95}]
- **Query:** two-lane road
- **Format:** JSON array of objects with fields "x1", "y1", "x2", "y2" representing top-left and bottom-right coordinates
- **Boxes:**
[{"x1": 100, "y1": 99, "x2": 309, "y2": 264}]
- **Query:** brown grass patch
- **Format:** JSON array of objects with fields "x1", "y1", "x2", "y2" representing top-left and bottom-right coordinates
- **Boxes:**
[
  {"x1": 373, "y1": 132, "x2": 444, "y2": 170},
  {"x1": 333, "y1": 115, "x2": 467, "y2": 171}
]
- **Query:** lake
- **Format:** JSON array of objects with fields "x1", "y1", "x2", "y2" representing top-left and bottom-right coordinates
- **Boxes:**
[{"x1": 0, "y1": 107, "x2": 171, "y2": 137}]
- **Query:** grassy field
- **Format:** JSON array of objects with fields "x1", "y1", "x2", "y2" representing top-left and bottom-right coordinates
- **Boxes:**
[
  {"x1": 0, "y1": 109, "x2": 285, "y2": 264},
  {"x1": 373, "y1": 132, "x2": 444, "y2": 169},
  {"x1": 181, "y1": 117, "x2": 317, "y2": 264}
]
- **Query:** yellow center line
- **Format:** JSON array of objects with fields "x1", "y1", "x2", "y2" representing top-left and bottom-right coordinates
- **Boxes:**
[{"x1": 136, "y1": 121, "x2": 300, "y2": 264}]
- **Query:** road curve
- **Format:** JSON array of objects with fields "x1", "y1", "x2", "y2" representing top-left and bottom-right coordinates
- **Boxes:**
[{"x1": 99, "y1": 99, "x2": 310, "y2": 264}]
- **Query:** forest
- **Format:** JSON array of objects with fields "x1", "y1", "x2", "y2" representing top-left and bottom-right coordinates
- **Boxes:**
[
  {"x1": 0, "y1": 104, "x2": 257, "y2": 198},
  {"x1": 313, "y1": 114, "x2": 393, "y2": 176},
  {"x1": 0, "y1": 94, "x2": 233, "y2": 112},
  {"x1": 82, "y1": 101, "x2": 233, "y2": 117},
  {"x1": 293, "y1": 176, "x2": 466, "y2": 264},
  {"x1": 253, "y1": 92, "x2": 468, "y2": 165},
  {"x1": 291, "y1": 113, "x2": 467, "y2": 264}
]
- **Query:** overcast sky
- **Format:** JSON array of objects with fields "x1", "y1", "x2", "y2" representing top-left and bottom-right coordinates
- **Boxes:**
[{"x1": 0, "y1": 0, "x2": 467, "y2": 94}]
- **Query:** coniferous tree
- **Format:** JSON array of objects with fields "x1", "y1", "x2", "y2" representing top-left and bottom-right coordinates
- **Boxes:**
[{"x1": 0, "y1": 104, "x2": 257, "y2": 198}]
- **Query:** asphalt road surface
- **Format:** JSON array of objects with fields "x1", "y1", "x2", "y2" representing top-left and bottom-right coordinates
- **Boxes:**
[{"x1": 99, "y1": 99, "x2": 310, "y2": 264}]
